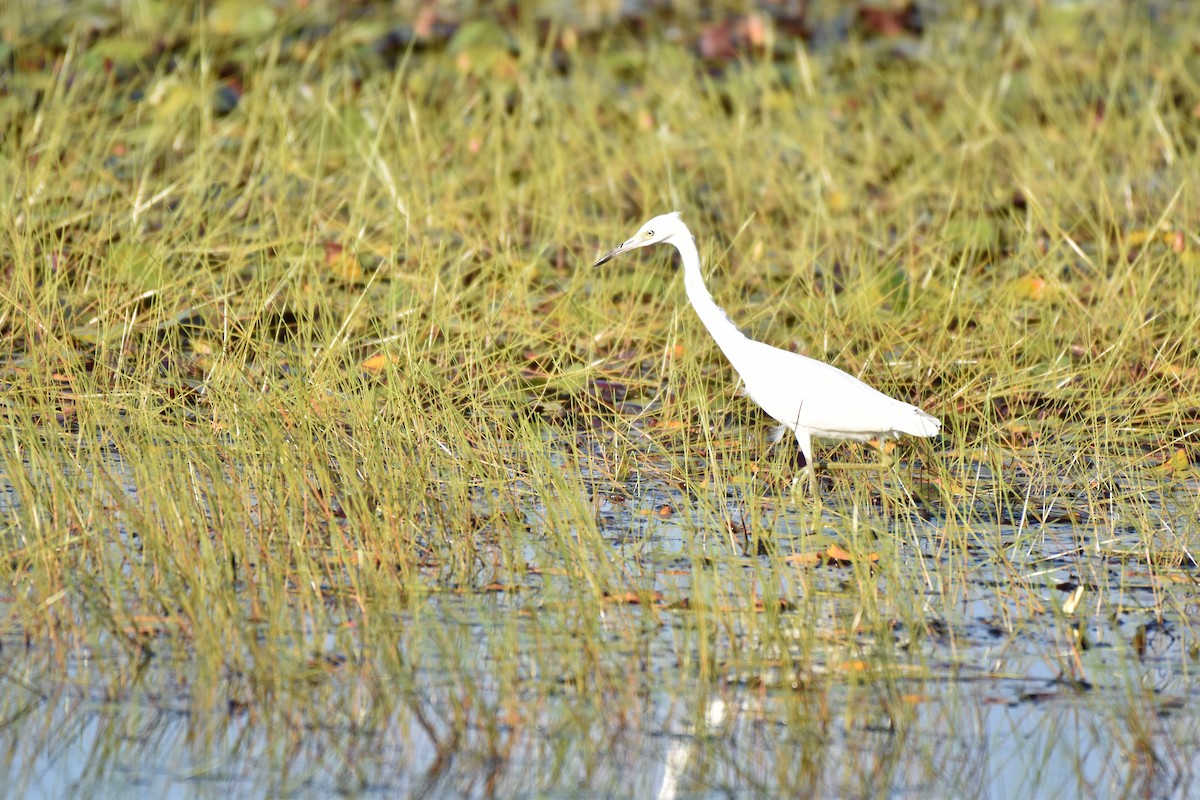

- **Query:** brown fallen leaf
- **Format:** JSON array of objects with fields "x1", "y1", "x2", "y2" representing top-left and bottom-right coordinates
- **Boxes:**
[
  {"x1": 824, "y1": 544, "x2": 879, "y2": 565},
  {"x1": 639, "y1": 504, "x2": 674, "y2": 518},
  {"x1": 1158, "y1": 362, "x2": 1199, "y2": 381},
  {"x1": 603, "y1": 591, "x2": 664, "y2": 605},
  {"x1": 361, "y1": 352, "x2": 396, "y2": 373},
  {"x1": 324, "y1": 240, "x2": 363, "y2": 281},
  {"x1": 932, "y1": 475, "x2": 970, "y2": 496}
]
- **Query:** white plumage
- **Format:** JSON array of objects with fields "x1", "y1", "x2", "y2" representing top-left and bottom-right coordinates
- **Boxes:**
[{"x1": 594, "y1": 212, "x2": 940, "y2": 485}]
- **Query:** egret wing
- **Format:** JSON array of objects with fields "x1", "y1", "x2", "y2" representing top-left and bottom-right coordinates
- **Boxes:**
[{"x1": 737, "y1": 343, "x2": 931, "y2": 438}]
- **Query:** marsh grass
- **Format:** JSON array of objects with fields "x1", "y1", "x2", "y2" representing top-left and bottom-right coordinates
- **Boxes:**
[{"x1": 2, "y1": 1, "x2": 1200, "y2": 796}]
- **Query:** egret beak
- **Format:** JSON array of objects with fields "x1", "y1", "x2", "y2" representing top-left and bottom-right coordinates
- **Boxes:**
[{"x1": 593, "y1": 242, "x2": 626, "y2": 267}]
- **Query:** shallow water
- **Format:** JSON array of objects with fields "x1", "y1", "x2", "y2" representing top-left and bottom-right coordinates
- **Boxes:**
[
  {"x1": 3, "y1": 435, "x2": 1198, "y2": 799},
  {"x1": 5, "y1": 611, "x2": 1197, "y2": 799}
]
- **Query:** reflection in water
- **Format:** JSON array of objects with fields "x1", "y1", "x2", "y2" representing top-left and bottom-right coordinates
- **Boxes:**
[
  {"x1": 657, "y1": 696, "x2": 727, "y2": 800},
  {"x1": 2, "y1": 638, "x2": 1196, "y2": 798}
]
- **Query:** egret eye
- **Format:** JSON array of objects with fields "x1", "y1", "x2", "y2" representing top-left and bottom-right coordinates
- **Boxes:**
[{"x1": 646, "y1": 230, "x2": 654, "y2": 237}]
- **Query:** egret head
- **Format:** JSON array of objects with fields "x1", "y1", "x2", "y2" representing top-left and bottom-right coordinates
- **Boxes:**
[{"x1": 594, "y1": 212, "x2": 687, "y2": 267}]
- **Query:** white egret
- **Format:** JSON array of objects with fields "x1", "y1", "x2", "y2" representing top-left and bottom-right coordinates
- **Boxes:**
[{"x1": 594, "y1": 212, "x2": 940, "y2": 489}]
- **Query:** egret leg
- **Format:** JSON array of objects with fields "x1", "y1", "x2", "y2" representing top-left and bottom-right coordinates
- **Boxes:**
[{"x1": 793, "y1": 429, "x2": 819, "y2": 499}]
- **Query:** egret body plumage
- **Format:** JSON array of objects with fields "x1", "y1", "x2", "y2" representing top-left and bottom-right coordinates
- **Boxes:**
[{"x1": 594, "y1": 212, "x2": 940, "y2": 487}]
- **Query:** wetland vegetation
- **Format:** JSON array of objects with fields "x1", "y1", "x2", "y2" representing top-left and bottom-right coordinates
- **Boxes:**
[{"x1": 2, "y1": 1, "x2": 1199, "y2": 797}]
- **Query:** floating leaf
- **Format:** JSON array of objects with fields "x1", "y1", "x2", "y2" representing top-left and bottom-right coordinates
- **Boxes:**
[
  {"x1": 639, "y1": 504, "x2": 674, "y2": 518},
  {"x1": 824, "y1": 544, "x2": 879, "y2": 564},
  {"x1": 785, "y1": 551, "x2": 822, "y2": 567},
  {"x1": 603, "y1": 591, "x2": 663, "y2": 605},
  {"x1": 361, "y1": 353, "x2": 396, "y2": 373}
]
